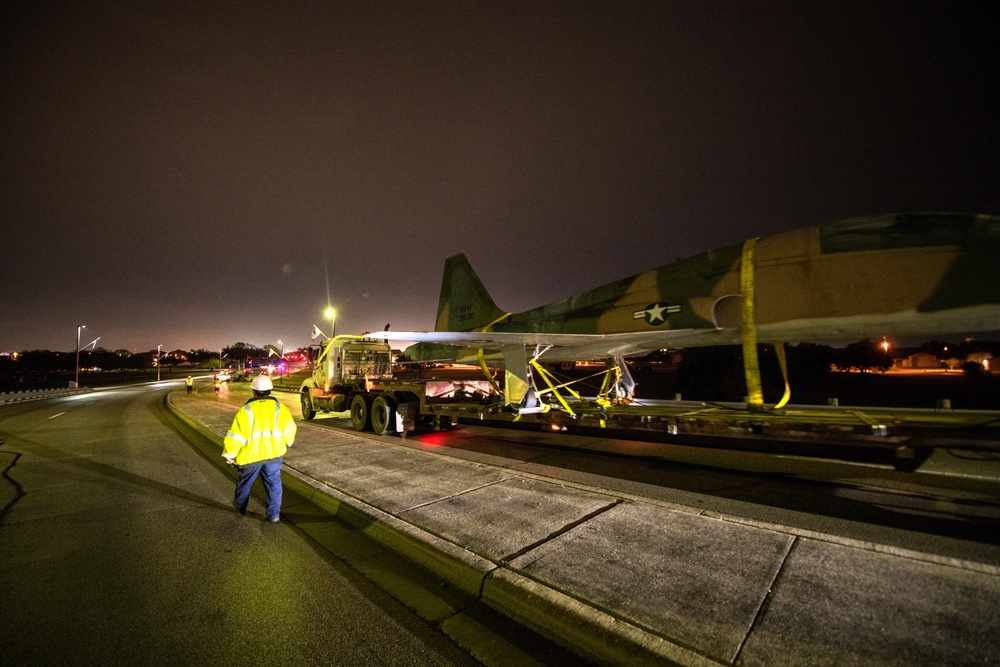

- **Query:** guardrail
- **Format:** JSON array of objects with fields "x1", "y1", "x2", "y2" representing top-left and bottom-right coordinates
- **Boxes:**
[{"x1": 0, "y1": 387, "x2": 94, "y2": 405}]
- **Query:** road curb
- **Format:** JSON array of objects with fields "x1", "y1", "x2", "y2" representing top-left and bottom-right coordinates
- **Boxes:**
[
  {"x1": 483, "y1": 567, "x2": 722, "y2": 666},
  {"x1": 282, "y1": 472, "x2": 496, "y2": 599}
]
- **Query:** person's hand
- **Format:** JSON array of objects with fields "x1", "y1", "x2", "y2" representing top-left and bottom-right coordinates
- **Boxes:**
[{"x1": 224, "y1": 457, "x2": 235, "y2": 466}]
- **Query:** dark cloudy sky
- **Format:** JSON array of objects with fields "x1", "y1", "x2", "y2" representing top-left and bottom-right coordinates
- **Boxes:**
[{"x1": 2, "y1": 1, "x2": 998, "y2": 354}]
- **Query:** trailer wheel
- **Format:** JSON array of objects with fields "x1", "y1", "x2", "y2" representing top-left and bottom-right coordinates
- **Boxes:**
[
  {"x1": 301, "y1": 390, "x2": 316, "y2": 420},
  {"x1": 371, "y1": 396, "x2": 398, "y2": 436},
  {"x1": 350, "y1": 393, "x2": 373, "y2": 431}
]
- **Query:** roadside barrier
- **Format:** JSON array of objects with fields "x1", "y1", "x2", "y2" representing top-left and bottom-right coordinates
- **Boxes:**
[{"x1": 0, "y1": 387, "x2": 93, "y2": 405}]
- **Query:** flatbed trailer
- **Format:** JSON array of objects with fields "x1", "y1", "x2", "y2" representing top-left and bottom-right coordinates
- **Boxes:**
[
  {"x1": 298, "y1": 336, "x2": 1000, "y2": 470},
  {"x1": 415, "y1": 395, "x2": 1000, "y2": 470}
]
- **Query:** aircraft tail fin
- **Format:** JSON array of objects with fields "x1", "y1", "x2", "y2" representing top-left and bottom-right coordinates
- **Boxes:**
[{"x1": 435, "y1": 254, "x2": 508, "y2": 332}]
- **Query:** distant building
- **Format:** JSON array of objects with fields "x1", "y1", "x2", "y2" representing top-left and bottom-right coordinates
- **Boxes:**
[{"x1": 895, "y1": 352, "x2": 942, "y2": 369}]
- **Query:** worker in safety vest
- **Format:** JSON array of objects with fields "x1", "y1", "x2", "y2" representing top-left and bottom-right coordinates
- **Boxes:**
[
  {"x1": 185, "y1": 376, "x2": 193, "y2": 394},
  {"x1": 223, "y1": 374, "x2": 297, "y2": 522}
]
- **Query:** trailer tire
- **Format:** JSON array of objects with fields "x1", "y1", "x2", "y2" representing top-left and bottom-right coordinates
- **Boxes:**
[
  {"x1": 350, "y1": 393, "x2": 373, "y2": 431},
  {"x1": 301, "y1": 390, "x2": 316, "y2": 420},
  {"x1": 371, "y1": 395, "x2": 397, "y2": 436}
]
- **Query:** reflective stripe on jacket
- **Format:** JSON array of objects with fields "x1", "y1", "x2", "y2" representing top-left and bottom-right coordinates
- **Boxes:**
[{"x1": 223, "y1": 396, "x2": 297, "y2": 465}]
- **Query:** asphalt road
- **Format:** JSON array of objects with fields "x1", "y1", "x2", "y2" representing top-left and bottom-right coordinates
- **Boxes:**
[{"x1": 0, "y1": 383, "x2": 481, "y2": 666}]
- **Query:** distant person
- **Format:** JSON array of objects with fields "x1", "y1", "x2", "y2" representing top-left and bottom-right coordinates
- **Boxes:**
[
  {"x1": 214, "y1": 375, "x2": 221, "y2": 394},
  {"x1": 222, "y1": 375, "x2": 297, "y2": 522},
  {"x1": 186, "y1": 376, "x2": 193, "y2": 394}
]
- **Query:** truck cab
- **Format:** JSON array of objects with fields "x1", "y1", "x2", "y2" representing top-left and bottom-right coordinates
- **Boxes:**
[
  {"x1": 313, "y1": 337, "x2": 392, "y2": 390},
  {"x1": 300, "y1": 336, "x2": 396, "y2": 422},
  {"x1": 301, "y1": 334, "x2": 499, "y2": 436}
]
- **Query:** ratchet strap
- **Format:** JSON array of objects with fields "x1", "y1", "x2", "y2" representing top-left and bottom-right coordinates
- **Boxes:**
[
  {"x1": 740, "y1": 238, "x2": 765, "y2": 410},
  {"x1": 740, "y1": 238, "x2": 792, "y2": 411},
  {"x1": 773, "y1": 341, "x2": 791, "y2": 409}
]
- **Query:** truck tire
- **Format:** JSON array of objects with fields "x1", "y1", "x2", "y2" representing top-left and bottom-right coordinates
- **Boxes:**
[
  {"x1": 371, "y1": 395, "x2": 397, "y2": 436},
  {"x1": 350, "y1": 393, "x2": 373, "y2": 431},
  {"x1": 301, "y1": 390, "x2": 316, "y2": 420}
]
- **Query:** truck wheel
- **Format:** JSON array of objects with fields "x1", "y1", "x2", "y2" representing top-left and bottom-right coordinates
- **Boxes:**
[
  {"x1": 301, "y1": 390, "x2": 316, "y2": 420},
  {"x1": 371, "y1": 396, "x2": 397, "y2": 436},
  {"x1": 350, "y1": 393, "x2": 373, "y2": 431}
]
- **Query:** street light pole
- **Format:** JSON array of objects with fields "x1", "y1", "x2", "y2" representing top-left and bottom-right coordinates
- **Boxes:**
[
  {"x1": 325, "y1": 308, "x2": 337, "y2": 340},
  {"x1": 157, "y1": 344, "x2": 161, "y2": 382},
  {"x1": 75, "y1": 324, "x2": 85, "y2": 388},
  {"x1": 277, "y1": 340, "x2": 284, "y2": 379}
]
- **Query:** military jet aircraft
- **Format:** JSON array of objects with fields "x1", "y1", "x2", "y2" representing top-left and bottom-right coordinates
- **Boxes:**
[{"x1": 371, "y1": 213, "x2": 1000, "y2": 410}]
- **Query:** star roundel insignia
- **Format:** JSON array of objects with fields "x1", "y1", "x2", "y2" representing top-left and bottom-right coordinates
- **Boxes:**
[{"x1": 632, "y1": 302, "x2": 681, "y2": 326}]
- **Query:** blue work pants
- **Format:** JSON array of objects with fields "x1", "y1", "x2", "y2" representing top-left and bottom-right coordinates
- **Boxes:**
[{"x1": 233, "y1": 456, "x2": 283, "y2": 519}]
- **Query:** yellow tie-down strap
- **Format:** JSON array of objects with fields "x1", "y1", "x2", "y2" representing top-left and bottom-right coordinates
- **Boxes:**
[
  {"x1": 475, "y1": 312, "x2": 512, "y2": 395},
  {"x1": 741, "y1": 238, "x2": 764, "y2": 410},
  {"x1": 477, "y1": 348, "x2": 502, "y2": 395},
  {"x1": 740, "y1": 238, "x2": 791, "y2": 411},
  {"x1": 773, "y1": 339, "x2": 791, "y2": 410}
]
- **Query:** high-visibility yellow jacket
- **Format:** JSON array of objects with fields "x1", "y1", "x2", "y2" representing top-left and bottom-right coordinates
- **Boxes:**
[
  {"x1": 223, "y1": 396, "x2": 297, "y2": 465},
  {"x1": 186, "y1": 377, "x2": 193, "y2": 386}
]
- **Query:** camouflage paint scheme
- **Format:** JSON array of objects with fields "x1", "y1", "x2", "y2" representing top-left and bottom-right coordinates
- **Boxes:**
[{"x1": 377, "y1": 213, "x2": 1000, "y2": 367}]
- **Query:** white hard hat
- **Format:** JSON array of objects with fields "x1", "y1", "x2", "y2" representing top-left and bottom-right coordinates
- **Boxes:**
[{"x1": 251, "y1": 375, "x2": 273, "y2": 392}]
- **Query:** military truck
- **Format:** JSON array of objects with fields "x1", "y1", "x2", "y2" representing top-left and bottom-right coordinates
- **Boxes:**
[{"x1": 299, "y1": 335, "x2": 499, "y2": 436}]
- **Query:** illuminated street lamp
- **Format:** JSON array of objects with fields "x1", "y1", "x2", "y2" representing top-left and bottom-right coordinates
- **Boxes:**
[
  {"x1": 324, "y1": 308, "x2": 337, "y2": 339},
  {"x1": 75, "y1": 324, "x2": 85, "y2": 388},
  {"x1": 277, "y1": 340, "x2": 284, "y2": 379}
]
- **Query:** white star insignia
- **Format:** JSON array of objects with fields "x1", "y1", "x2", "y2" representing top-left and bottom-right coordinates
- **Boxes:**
[{"x1": 646, "y1": 303, "x2": 668, "y2": 323}]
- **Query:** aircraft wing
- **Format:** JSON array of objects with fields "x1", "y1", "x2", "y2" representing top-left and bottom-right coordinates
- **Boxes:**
[
  {"x1": 368, "y1": 303, "x2": 1000, "y2": 362},
  {"x1": 367, "y1": 328, "x2": 742, "y2": 362}
]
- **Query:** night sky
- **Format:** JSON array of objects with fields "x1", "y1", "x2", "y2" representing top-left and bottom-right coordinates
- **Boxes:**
[{"x1": 3, "y1": 1, "x2": 998, "y2": 354}]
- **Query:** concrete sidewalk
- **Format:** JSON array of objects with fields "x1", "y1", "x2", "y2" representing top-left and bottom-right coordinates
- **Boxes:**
[{"x1": 167, "y1": 387, "x2": 1000, "y2": 666}]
